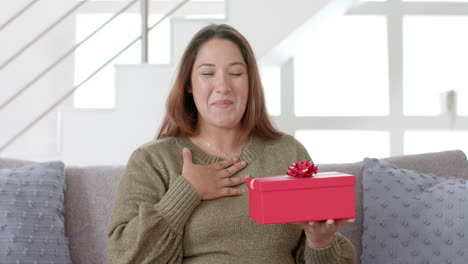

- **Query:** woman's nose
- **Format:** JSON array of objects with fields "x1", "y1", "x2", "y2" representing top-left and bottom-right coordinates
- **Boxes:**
[{"x1": 214, "y1": 74, "x2": 231, "y2": 94}]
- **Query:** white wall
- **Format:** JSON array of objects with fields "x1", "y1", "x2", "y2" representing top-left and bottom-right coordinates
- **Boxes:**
[
  {"x1": 61, "y1": 65, "x2": 173, "y2": 165},
  {"x1": 0, "y1": 0, "x2": 76, "y2": 159}
]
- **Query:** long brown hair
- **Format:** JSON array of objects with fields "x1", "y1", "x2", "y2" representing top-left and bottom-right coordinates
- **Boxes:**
[{"x1": 157, "y1": 24, "x2": 281, "y2": 143}]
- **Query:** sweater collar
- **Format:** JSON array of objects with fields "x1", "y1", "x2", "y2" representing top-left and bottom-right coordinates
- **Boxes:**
[{"x1": 177, "y1": 135, "x2": 265, "y2": 165}]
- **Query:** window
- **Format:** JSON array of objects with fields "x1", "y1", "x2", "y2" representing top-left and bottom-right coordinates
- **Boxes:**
[
  {"x1": 294, "y1": 16, "x2": 388, "y2": 117},
  {"x1": 296, "y1": 130, "x2": 390, "y2": 164},
  {"x1": 282, "y1": 0, "x2": 468, "y2": 160},
  {"x1": 74, "y1": 13, "x2": 170, "y2": 108},
  {"x1": 403, "y1": 16, "x2": 468, "y2": 116},
  {"x1": 403, "y1": 0, "x2": 468, "y2": 2},
  {"x1": 260, "y1": 65, "x2": 281, "y2": 116}
]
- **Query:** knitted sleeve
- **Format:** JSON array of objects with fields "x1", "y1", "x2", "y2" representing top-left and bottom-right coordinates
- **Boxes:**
[
  {"x1": 295, "y1": 232, "x2": 356, "y2": 264},
  {"x1": 293, "y1": 138, "x2": 356, "y2": 264},
  {"x1": 106, "y1": 148, "x2": 200, "y2": 264}
]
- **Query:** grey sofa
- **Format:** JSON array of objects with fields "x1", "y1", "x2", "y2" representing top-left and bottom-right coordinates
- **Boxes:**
[{"x1": 1, "y1": 149, "x2": 467, "y2": 263}]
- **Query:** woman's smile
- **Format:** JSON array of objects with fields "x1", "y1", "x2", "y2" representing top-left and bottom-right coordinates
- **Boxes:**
[{"x1": 211, "y1": 99, "x2": 234, "y2": 109}]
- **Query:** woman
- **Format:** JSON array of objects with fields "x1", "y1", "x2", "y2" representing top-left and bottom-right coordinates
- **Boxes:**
[{"x1": 107, "y1": 24, "x2": 355, "y2": 264}]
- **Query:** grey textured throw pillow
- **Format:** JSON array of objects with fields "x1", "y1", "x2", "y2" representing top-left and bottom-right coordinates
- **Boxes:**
[
  {"x1": 361, "y1": 158, "x2": 468, "y2": 264},
  {"x1": 0, "y1": 161, "x2": 71, "y2": 263}
]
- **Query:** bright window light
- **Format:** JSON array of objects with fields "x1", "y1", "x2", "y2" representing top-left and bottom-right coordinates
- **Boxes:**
[
  {"x1": 403, "y1": 16, "x2": 468, "y2": 116},
  {"x1": 403, "y1": 0, "x2": 468, "y2": 2},
  {"x1": 148, "y1": 15, "x2": 171, "y2": 65},
  {"x1": 405, "y1": 130, "x2": 468, "y2": 155},
  {"x1": 184, "y1": 14, "x2": 225, "y2": 19},
  {"x1": 295, "y1": 130, "x2": 390, "y2": 164},
  {"x1": 260, "y1": 65, "x2": 281, "y2": 116},
  {"x1": 295, "y1": 15, "x2": 389, "y2": 116},
  {"x1": 74, "y1": 14, "x2": 170, "y2": 109}
]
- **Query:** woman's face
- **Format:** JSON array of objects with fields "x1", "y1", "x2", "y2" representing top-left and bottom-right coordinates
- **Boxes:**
[{"x1": 190, "y1": 38, "x2": 249, "y2": 131}]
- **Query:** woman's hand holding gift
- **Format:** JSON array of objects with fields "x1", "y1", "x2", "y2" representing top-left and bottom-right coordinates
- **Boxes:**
[{"x1": 296, "y1": 218, "x2": 355, "y2": 248}]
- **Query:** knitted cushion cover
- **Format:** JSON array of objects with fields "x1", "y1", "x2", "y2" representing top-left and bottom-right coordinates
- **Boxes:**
[
  {"x1": 0, "y1": 161, "x2": 71, "y2": 263},
  {"x1": 361, "y1": 158, "x2": 467, "y2": 264}
]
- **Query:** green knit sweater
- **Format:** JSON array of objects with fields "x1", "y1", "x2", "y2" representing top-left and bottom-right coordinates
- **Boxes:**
[{"x1": 107, "y1": 134, "x2": 356, "y2": 264}]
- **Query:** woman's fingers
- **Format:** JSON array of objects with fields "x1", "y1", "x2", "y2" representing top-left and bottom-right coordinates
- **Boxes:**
[
  {"x1": 182, "y1": 150, "x2": 249, "y2": 200},
  {"x1": 212, "y1": 175, "x2": 249, "y2": 199},
  {"x1": 219, "y1": 161, "x2": 247, "y2": 178},
  {"x1": 220, "y1": 175, "x2": 250, "y2": 187},
  {"x1": 299, "y1": 218, "x2": 355, "y2": 248},
  {"x1": 219, "y1": 187, "x2": 246, "y2": 197},
  {"x1": 299, "y1": 218, "x2": 355, "y2": 233},
  {"x1": 336, "y1": 218, "x2": 354, "y2": 228},
  {"x1": 182, "y1": 148, "x2": 193, "y2": 166},
  {"x1": 209, "y1": 157, "x2": 238, "y2": 171},
  {"x1": 210, "y1": 158, "x2": 247, "y2": 176},
  {"x1": 305, "y1": 220, "x2": 335, "y2": 233}
]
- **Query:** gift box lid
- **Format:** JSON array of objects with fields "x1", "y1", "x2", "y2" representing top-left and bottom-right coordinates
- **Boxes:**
[{"x1": 248, "y1": 172, "x2": 355, "y2": 192}]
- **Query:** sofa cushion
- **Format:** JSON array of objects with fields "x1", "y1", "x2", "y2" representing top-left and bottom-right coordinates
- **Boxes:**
[
  {"x1": 361, "y1": 158, "x2": 468, "y2": 264},
  {"x1": 64, "y1": 165, "x2": 123, "y2": 264},
  {"x1": 319, "y1": 150, "x2": 468, "y2": 262},
  {"x1": 0, "y1": 161, "x2": 71, "y2": 263},
  {"x1": 0, "y1": 158, "x2": 124, "y2": 264}
]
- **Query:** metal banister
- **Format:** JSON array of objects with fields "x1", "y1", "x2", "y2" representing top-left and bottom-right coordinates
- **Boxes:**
[
  {"x1": 0, "y1": 0, "x2": 190, "y2": 152},
  {"x1": 0, "y1": 0, "x2": 89, "y2": 71},
  {"x1": 141, "y1": 0, "x2": 149, "y2": 63},
  {"x1": 0, "y1": 0, "x2": 42, "y2": 32},
  {"x1": 0, "y1": 0, "x2": 139, "y2": 111}
]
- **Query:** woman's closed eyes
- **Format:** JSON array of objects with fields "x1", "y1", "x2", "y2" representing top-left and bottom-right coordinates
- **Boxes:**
[{"x1": 199, "y1": 72, "x2": 244, "y2": 77}]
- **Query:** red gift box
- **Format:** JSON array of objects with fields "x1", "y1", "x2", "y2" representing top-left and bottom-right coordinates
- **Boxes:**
[{"x1": 246, "y1": 172, "x2": 356, "y2": 224}]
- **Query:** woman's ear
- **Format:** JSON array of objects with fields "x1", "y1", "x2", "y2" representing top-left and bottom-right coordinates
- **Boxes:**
[{"x1": 187, "y1": 85, "x2": 192, "y2": 93}]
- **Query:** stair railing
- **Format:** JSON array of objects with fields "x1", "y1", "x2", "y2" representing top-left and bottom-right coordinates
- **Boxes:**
[
  {"x1": 0, "y1": 0, "x2": 42, "y2": 32},
  {"x1": 0, "y1": 0, "x2": 89, "y2": 71},
  {"x1": 0, "y1": 0, "x2": 191, "y2": 152},
  {"x1": 0, "y1": 0, "x2": 139, "y2": 111}
]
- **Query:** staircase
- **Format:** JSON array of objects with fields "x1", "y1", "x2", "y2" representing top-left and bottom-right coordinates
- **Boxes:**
[{"x1": 0, "y1": 0, "x2": 356, "y2": 165}]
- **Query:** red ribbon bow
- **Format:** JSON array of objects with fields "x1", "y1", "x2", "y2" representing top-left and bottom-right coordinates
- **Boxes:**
[{"x1": 287, "y1": 160, "x2": 318, "y2": 178}]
